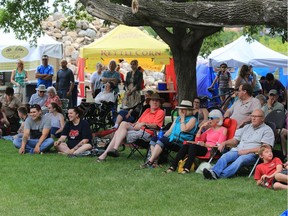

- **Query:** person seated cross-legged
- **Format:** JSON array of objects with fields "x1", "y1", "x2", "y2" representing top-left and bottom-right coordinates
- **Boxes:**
[
  {"x1": 13, "y1": 104, "x2": 54, "y2": 154},
  {"x1": 97, "y1": 93, "x2": 165, "y2": 162},
  {"x1": 54, "y1": 107, "x2": 92, "y2": 156}
]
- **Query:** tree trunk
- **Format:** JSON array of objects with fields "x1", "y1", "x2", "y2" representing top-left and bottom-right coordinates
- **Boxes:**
[{"x1": 172, "y1": 47, "x2": 200, "y2": 102}]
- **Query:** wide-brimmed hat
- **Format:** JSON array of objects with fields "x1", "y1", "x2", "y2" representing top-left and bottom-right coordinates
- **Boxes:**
[
  {"x1": 268, "y1": 89, "x2": 278, "y2": 96},
  {"x1": 176, "y1": 100, "x2": 193, "y2": 109},
  {"x1": 36, "y1": 84, "x2": 47, "y2": 92},
  {"x1": 146, "y1": 93, "x2": 164, "y2": 103}
]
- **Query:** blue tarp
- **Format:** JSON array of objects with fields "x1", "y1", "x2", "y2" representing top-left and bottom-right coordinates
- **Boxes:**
[{"x1": 197, "y1": 65, "x2": 287, "y2": 97}]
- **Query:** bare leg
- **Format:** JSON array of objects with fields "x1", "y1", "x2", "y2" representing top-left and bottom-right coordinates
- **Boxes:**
[
  {"x1": 275, "y1": 173, "x2": 288, "y2": 184},
  {"x1": 280, "y1": 129, "x2": 287, "y2": 156},
  {"x1": 74, "y1": 144, "x2": 92, "y2": 154},
  {"x1": 149, "y1": 144, "x2": 163, "y2": 163},
  {"x1": 114, "y1": 115, "x2": 123, "y2": 128},
  {"x1": 273, "y1": 182, "x2": 288, "y2": 190},
  {"x1": 55, "y1": 143, "x2": 71, "y2": 154},
  {"x1": 98, "y1": 121, "x2": 131, "y2": 160}
]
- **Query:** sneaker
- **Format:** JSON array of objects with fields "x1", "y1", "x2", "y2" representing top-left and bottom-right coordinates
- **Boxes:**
[{"x1": 203, "y1": 168, "x2": 218, "y2": 180}]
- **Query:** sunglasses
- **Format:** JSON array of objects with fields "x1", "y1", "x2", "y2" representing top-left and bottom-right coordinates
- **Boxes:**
[
  {"x1": 208, "y1": 116, "x2": 220, "y2": 120},
  {"x1": 39, "y1": 91, "x2": 45, "y2": 93}
]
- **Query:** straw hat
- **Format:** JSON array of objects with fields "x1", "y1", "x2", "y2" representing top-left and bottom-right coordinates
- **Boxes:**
[
  {"x1": 35, "y1": 84, "x2": 47, "y2": 91},
  {"x1": 176, "y1": 100, "x2": 193, "y2": 109}
]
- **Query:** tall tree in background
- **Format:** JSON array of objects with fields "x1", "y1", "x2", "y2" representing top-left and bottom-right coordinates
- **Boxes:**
[
  {"x1": 78, "y1": 0, "x2": 287, "y2": 101},
  {"x1": 0, "y1": 0, "x2": 287, "y2": 101}
]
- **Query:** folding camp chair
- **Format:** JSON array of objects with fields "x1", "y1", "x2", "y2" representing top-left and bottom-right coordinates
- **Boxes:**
[
  {"x1": 195, "y1": 117, "x2": 237, "y2": 162},
  {"x1": 264, "y1": 109, "x2": 286, "y2": 151},
  {"x1": 127, "y1": 126, "x2": 159, "y2": 161}
]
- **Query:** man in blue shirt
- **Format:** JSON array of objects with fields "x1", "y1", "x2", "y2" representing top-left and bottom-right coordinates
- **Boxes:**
[{"x1": 35, "y1": 55, "x2": 54, "y2": 88}]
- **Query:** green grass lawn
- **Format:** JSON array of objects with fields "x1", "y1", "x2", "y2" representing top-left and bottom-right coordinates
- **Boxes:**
[{"x1": 0, "y1": 139, "x2": 287, "y2": 216}]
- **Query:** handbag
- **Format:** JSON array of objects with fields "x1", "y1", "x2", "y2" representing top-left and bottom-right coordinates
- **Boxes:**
[{"x1": 177, "y1": 157, "x2": 195, "y2": 173}]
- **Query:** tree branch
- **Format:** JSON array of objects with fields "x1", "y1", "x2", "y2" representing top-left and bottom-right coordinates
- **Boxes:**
[{"x1": 79, "y1": 0, "x2": 287, "y2": 28}]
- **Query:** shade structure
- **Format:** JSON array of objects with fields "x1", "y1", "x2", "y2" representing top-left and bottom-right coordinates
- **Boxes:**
[
  {"x1": 0, "y1": 32, "x2": 63, "y2": 72},
  {"x1": 80, "y1": 25, "x2": 171, "y2": 72},
  {"x1": 208, "y1": 36, "x2": 288, "y2": 68}
]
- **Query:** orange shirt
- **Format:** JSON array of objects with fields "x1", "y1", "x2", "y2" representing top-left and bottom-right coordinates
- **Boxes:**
[{"x1": 137, "y1": 108, "x2": 165, "y2": 135}]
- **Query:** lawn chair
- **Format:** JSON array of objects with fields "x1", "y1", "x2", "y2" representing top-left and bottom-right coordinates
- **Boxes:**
[
  {"x1": 264, "y1": 109, "x2": 286, "y2": 151},
  {"x1": 127, "y1": 126, "x2": 159, "y2": 161},
  {"x1": 195, "y1": 117, "x2": 237, "y2": 164}
]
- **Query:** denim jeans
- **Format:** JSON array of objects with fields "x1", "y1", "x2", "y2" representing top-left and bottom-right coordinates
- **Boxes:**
[
  {"x1": 57, "y1": 89, "x2": 72, "y2": 108},
  {"x1": 13, "y1": 138, "x2": 54, "y2": 153},
  {"x1": 212, "y1": 150, "x2": 257, "y2": 178}
]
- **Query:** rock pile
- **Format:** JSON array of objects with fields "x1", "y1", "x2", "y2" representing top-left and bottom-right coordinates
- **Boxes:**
[{"x1": 41, "y1": 12, "x2": 116, "y2": 61}]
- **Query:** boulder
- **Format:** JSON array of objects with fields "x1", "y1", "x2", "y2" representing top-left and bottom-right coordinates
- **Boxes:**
[
  {"x1": 86, "y1": 29, "x2": 97, "y2": 38},
  {"x1": 81, "y1": 21, "x2": 89, "y2": 30},
  {"x1": 78, "y1": 30, "x2": 86, "y2": 37},
  {"x1": 65, "y1": 46, "x2": 75, "y2": 56},
  {"x1": 67, "y1": 31, "x2": 77, "y2": 38},
  {"x1": 53, "y1": 12, "x2": 65, "y2": 21},
  {"x1": 53, "y1": 32, "x2": 62, "y2": 39},
  {"x1": 75, "y1": 37, "x2": 85, "y2": 43}
]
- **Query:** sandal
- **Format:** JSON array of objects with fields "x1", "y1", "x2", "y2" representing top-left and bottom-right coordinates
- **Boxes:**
[
  {"x1": 180, "y1": 168, "x2": 190, "y2": 174},
  {"x1": 164, "y1": 167, "x2": 175, "y2": 173},
  {"x1": 96, "y1": 158, "x2": 106, "y2": 163}
]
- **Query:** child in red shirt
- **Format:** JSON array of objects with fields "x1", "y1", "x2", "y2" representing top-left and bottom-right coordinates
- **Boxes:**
[{"x1": 254, "y1": 144, "x2": 287, "y2": 190}]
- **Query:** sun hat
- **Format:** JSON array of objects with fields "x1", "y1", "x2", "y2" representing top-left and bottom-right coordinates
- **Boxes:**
[
  {"x1": 268, "y1": 89, "x2": 278, "y2": 96},
  {"x1": 36, "y1": 84, "x2": 47, "y2": 92},
  {"x1": 176, "y1": 100, "x2": 193, "y2": 109},
  {"x1": 146, "y1": 93, "x2": 164, "y2": 103},
  {"x1": 208, "y1": 109, "x2": 223, "y2": 126}
]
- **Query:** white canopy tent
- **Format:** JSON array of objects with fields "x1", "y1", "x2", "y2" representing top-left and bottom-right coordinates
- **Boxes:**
[
  {"x1": 208, "y1": 36, "x2": 288, "y2": 68},
  {"x1": 0, "y1": 32, "x2": 63, "y2": 72}
]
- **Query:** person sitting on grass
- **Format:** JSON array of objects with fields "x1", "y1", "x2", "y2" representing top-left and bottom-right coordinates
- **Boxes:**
[
  {"x1": 113, "y1": 90, "x2": 154, "y2": 129},
  {"x1": 254, "y1": 144, "x2": 287, "y2": 190},
  {"x1": 203, "y1": 109, "x2": 274, "y2": 180},
  {"x1": 141, "y1": 100, "x2": 198, "y2": 169},
  {"x1": 45, "y1": 102, "x2": 65, "y2": 139},
  {"x1": 14, "y1": 106, "x2": 28, "y2": 139},
  {"x1": 0, "y1": 102, "x2": 10, "y2": 137},
  {"x1": 165, "y1": 109, "x2": 227, "y2": 174},
  {"x1": 13, "y1": 104, "x2": 54, "y2": 154},
  {"x1": 97, "y1": 93, "x2": 165, "y2": 162},
  {"x1": 54, "y1": 107, "x2": 92, "y2": 156}
]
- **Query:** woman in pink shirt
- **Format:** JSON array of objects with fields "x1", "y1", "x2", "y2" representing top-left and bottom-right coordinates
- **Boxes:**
[
  {"x1": 44, "y1": 86, "x2": 62, "y2": 107},
  {"x1": 166, "y1": 109, "x2": 227, "y2": 174}
]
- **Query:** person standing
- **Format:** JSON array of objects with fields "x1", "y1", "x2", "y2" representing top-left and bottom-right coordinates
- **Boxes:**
[
  {"x1": 209, "y1": 63, "x2": 232, "y2": 102},
  {"x1": 10, "y1": 59, "x2": 28, "y2": 103},
  {"x1": 90, "y1": 62, "x2": 104, "y2": 98},
  {"x1": 122, "y1": 59, "x2": 143, "y2": 108},
  {"x1": 13, "y1": 104, "x2": 54, "y2": 154},
  {"x1": 35, "y1": 55, "x2": 54, "y2": 88},
  {"x1": 56, "y1": 59, "x2": 75, "y2": 108}
]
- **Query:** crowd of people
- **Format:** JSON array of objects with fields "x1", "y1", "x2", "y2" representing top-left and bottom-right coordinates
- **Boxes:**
[{"x1": 1, "y1": 58, "x2": 287, "y2": 191}]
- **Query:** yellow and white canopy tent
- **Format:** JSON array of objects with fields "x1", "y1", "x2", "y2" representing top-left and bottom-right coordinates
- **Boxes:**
[{"x1": 79, "y1": 25, "x2": 171, "y2": 72}]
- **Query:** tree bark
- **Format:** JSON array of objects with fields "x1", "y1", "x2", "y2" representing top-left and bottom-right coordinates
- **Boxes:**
[{"x1": 79, "y1": 0, "x2": 287, "y2": 28}]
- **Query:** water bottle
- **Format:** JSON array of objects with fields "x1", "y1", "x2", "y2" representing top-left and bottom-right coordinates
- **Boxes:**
[{"x1": 158, "y1": 127, "x2": 164, "y2": 140}]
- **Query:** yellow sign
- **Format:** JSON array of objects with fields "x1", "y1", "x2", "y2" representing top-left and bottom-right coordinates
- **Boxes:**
[{"x1": 2, "y1": 46, "x2": 29, "y2": 59}]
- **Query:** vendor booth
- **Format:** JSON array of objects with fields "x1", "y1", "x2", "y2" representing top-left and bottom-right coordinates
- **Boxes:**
[
  {"x1": 208, "y1": 36, "x2": 288, "y2": 87},
  {"x1": 0, "y1": 32, "x2": 63, "y2": 72},
  {"x1": 78, "y1": 25, "x2": 171, "y2": 97}
]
